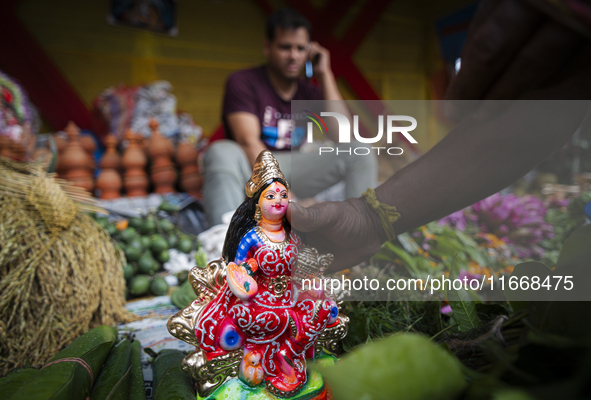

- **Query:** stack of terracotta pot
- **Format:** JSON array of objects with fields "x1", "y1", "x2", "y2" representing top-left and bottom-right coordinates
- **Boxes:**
[
  {"x1": 54, "y1": 119, "x2": 203, "y2": 199},
  {"x1": 176, "y1": 139, "x2": 202, "y2": 198},
  {"x1": 148, "y1": 119, "x2": 176, "y2": 194},
  {"x1": 60, "y1": 122, "x2": 94, "y2": 193},
  {"x1": 95, "y1": 134, "x2": 122, "y2": 199},
  {"x1": 122, "y1": 129, "x2": 149, "y2": 197}
]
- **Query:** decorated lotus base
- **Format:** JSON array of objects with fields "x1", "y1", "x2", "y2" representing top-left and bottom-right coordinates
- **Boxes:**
[{"x1": 196, "y1": 356, "x2": 336, "y2": 400}]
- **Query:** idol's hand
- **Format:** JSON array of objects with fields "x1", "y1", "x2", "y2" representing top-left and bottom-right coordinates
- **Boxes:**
[
  {"x1": 287, "y1": 198, "x2": 383, "y2": 271},
  {"x1": 445, "y1": 0, "x2": 591, "y2": 120},
  {"x1": 227, "y1": 262, "x2": 258, "y2": 301}
]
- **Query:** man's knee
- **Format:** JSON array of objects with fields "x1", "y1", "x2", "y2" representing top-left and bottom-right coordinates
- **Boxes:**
[
  {"x1": 342, "y1": 144, "x2": 377, "y2": 171},
  {"x1": 204, "y1": 140, "x2": 248, "y2": 171}
]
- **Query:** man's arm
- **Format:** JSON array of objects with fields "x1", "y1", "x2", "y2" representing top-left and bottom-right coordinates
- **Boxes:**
[
  {"x1": 308, "y1": 42, "x2": 349, "y2": 143},
  {"x1": 309, "y1": 42, "x2": 343, "y2": 102},
  {"x1": 226, "y1": 112, "x2": 267, "y2": 166}
]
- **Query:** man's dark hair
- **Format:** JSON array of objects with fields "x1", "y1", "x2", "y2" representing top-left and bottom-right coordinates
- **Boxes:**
[{"x1": 266, "y1": 8, "x2": 311, "y2": 41}]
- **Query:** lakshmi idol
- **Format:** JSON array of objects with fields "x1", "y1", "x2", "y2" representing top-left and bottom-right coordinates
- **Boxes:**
[{"x1": 168, "y1": 150, "x2": 347, "y2": 399}]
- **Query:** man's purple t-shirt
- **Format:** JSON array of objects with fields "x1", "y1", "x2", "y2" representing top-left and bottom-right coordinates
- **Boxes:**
[{"x1": 222, "y1": 66, "x2": 323, "y2": 151}]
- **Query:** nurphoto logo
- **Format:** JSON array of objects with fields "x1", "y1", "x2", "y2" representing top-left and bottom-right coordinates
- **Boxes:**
[{"x1": 304, "y1": 110, "x2": 418, "y2": 156}]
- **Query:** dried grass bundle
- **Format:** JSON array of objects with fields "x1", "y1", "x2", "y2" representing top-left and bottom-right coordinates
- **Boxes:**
[{"x1": 0, "y1": 158, "x2": 134, "y2": 376}]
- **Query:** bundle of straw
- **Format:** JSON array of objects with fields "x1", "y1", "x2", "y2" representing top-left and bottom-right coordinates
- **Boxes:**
[{"x1": 0, "y1": 157, "x2": 134, "y2": 376}]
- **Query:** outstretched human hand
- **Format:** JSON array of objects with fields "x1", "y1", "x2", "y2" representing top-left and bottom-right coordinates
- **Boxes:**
[
  {"x1": 287, "y1": 199, "x2": 383, "y2": 271},
  {"x1": 287, "y1": 0, "x2": 591, "y2": 271},
  {"x1": 445, "y1": 0, "x2": 591, "y2": 119}
]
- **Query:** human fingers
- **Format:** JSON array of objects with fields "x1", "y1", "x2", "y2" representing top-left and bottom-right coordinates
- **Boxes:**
[
  {"x1": 484, "y1": 20, "x2": 584, "y2": 100},
  {"x1": 525, "y1": 43, "x2": 591, "y2": 100},
  {"x1": 287, "y1": 201, "x2": 338, "y2": 233},
  {"x1": 445, "y1": 0, "x2": 544, "y2": 115},
  {"x1": 308, "y1": 41, "x2": 321, "y2": 59},
  {"x1": 465, "y1": 0, "x2": 502, "y2": 39}
]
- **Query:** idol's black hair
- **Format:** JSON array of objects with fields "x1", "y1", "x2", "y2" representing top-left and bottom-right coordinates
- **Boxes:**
[
  {"x1": 266, "y1": 8, "x2": 311, "y2": 42},
  {"x1": 222, "y1": 178, "x2": 290, "y2": 263}
]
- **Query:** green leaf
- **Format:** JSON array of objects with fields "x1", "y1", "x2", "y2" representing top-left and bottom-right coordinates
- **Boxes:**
[
  {"x1": 10, "y1": 326, "x2": 117, "y2": 400},
  {"x1": 0, "y1": 368, "x2": 39, "y2": 399},
  {"x1": 129, "y1": 341, "x2": 146, "y2": 400},
  {"x1": 90, "y1": 339, "x2": 132, "y2": 400},
  {"x1": 170, "y1": 280, "x2": 197, "y2": 309},
  {"x1": 396, "y1": 232, "x2": 421, "y2": 254},
  {"x1": 383, "y1": 242, "x2": 420, "y2": 276},
  {"x1": 448, "y1": 264, "x2": 480, "y2": 332},
  {"x1": 152, "y1": 350, "x2": 186, "y2": 395},
  {"x1": 153, "y1": 359, "x2": 195, "y2": 400}
]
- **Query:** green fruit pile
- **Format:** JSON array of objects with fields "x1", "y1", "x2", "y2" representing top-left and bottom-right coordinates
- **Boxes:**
[{"x1": 90, "y1": 201, "x2": 199, "y2": 298}]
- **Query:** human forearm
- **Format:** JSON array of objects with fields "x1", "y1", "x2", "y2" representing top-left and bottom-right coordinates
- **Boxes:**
[
  {"x1": 227, "y1": 112, "x2": 266, "y2": 166},
  {"x1": 240, "y1": 140, "x2": 267, "y2": 166},
  {"x1": 380, "y1": 101, "x2": 589, "y2": 235},
  {"x1": 317, "y1": 70, "x2": 342, "y2": 101}
]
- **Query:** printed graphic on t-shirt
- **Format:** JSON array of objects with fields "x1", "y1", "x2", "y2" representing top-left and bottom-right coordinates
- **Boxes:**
[{"x1": 262, "y1": 106, "x2": 305, "y2": 150}]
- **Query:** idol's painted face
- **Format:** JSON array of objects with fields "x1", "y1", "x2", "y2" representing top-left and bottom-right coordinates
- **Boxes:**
[{"x1": 258, "y1": 182, "x2": 288, "y2": 222}]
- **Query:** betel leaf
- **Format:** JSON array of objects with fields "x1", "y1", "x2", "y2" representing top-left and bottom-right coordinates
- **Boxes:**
[
  {"x1": 153, "y1": 359, "x2": 195, "y2": 400},
  {"x1": 151, "y1": 350, "x2": 186, "y2": 395},
  {"x1": 0, "y1": 368, "x2": 39, "y2": 399},
  {"x1": 448, "y1": 261, "x2": 480, "y2": 332},
  {"x1": 9, "y1": 326, "x2": 117, "y2": 400},
  {"x1": 9, "y1": 341, "x2": 114, "y2": 400},
  {"x1": 90, "y1": 339, "x2": 132, "y2": 400},
  {"x1": 314, "y1": 333, "x2": 466, "y2": 400},
  {"x1": 129, "y1": 340, "x2": 147, "y2": 400}
]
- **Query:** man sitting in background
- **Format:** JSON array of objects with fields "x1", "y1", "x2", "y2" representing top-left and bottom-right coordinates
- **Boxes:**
[{"x1": 203, "y1": 8, "x2": 377, "y2": 226}]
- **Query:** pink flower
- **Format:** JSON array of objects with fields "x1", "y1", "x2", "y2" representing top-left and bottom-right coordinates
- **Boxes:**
[{"x1": 439, "y1": 193, "x2": 553, "y2": 259}]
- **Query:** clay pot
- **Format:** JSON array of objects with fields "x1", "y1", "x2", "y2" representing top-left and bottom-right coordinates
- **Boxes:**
[
  {"x1": 61, "y1": 121, "x2": 91, "y2": 172},
  {"x1": 65, "y1": 169, "x2": 94, "y2": 193},
  {"x1": 96, "y1": 168, "x2": 122, "y2": 199},
  {"x1": 176, "y1": 142, "x2": 198, "y2": 167},
  {"x1": 122, "y1": 130, "x2": 147, "y2": 170},
  {"x1": 152, "y1": 165, "x2": 177, "y2": 194},
  {"x1": 180, "y1": 174, "x2": 202, "y2": 198},
  {"x1": 100, "y1": 134, "x2": 120, "y2": 170},
  {"x1": 147, "y1": 118, "x2": 173, "y2": 160},
  {"x1": 124, "y1": 168, "x2": 148, "y2": 197},
  {"x1": 152, "y1": 156, "x2": 174, "y2": 169},
  {"x1": 80, "y1": 135, "x2": 96, "y2": 156}
]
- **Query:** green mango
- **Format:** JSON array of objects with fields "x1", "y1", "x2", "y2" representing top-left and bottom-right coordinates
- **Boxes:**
[
  {"x1": 158, "y1": 202, "x2": 180, "y2": 213},
  {"x1": 150, "y1": 277, "x2": 169, "y2": 296},
  {"x1": 130, "y1": 275, "x2": 151, "y2": 297}
]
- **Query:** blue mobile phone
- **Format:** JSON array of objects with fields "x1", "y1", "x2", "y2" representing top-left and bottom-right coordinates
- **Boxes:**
[{"x1": 305, "y1": 60, "x2": 313, "y2": 78}]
